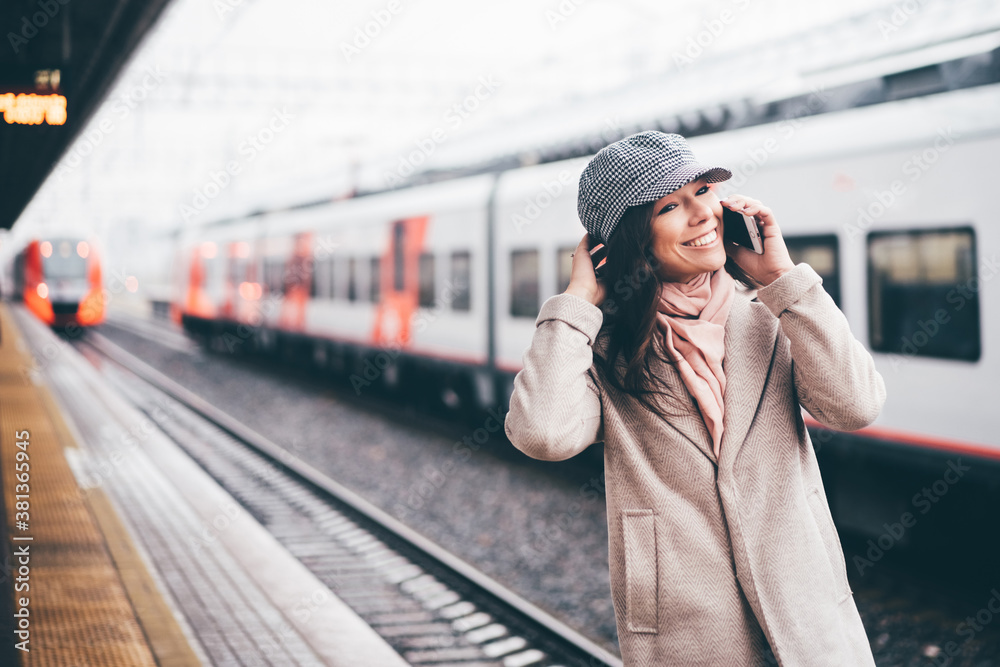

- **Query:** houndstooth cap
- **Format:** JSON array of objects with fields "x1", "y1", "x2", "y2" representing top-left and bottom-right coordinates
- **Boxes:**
[{"x1": 578, "y1": 131, "x2": 732, "y2": 245}]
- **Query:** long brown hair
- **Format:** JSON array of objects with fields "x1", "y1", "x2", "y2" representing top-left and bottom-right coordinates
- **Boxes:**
[{"x1": 591, "y1": 200, "x2": 760, "y2": 418}]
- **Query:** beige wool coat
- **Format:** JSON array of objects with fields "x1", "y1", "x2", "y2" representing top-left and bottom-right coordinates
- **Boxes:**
[{"x1": 504, "y1": 263, "x2": 886, "y2": 666}]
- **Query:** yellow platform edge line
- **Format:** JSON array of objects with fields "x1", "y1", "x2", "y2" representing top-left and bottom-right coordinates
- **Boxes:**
[
  {"x1": 1, "y1": 304, "x2": 203, "y2": 667},
  {"x1": 80, "y1": 487, "x2": 204, "y2": 667}
]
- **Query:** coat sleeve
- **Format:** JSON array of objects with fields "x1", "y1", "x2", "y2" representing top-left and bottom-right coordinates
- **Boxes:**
[
  {"x1": 504, "y1": 292, "x2": 605, "y2": 461},
  {"x1": 754, "y1": 263, "x2": 887, "y2": 431}
]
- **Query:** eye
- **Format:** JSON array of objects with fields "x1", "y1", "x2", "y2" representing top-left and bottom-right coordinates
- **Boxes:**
[{"x1": 657, "y1": 185, "x2": 709, "y2": 215}]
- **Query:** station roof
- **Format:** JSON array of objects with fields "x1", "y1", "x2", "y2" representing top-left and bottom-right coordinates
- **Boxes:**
[
  {"x1": 0, "y1": 0, "x2": 173, "y2": 229},
  {"x1": 7, "y1": 0, "x2": 1000, "y2": 236}
]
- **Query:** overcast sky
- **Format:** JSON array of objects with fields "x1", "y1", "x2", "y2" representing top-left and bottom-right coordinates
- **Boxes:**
[{"x1": 15, "y1": 0, "x2": 916, "y2": 245}]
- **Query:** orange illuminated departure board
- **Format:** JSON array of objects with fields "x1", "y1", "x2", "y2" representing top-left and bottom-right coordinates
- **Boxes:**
[
  {"x1": 0, "y1": 93, "x2": 66, "y2": 125},
  {"x1": 0, "y1": 68, "x2": 66, "y2": 125}
]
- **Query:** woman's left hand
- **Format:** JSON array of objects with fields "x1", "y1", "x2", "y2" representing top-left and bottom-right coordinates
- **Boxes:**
[{"x1": 720, "y1": 195, "x2": 796, "y2": 286}]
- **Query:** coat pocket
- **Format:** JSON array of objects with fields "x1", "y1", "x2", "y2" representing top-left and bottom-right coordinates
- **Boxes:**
[
  {"x1": 806, "y1": 488, "x2": 852, "y2": 603},
  {"x1": 622, "y1": 509, "x2": 658, "y2": 633}
]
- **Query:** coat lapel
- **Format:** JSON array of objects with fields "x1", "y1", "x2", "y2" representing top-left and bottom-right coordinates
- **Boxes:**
[
  {"x1": 648, "y1": 360, "x2": 718, "y2": 464},
  {"x1": 596, "y1": 321, "x2": 718, "y2": 463},
  {"x1": 601, "y1": 288, "x2": 777, "y2": 466},
  {"x1": 718, "y1": 290, "x2": 779, "y2": 470}
]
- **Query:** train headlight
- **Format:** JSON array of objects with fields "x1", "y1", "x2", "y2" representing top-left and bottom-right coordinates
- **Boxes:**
[
  {"x1": 77, "y1": 241, "x2": 89, "y2": 258},
  {"x1": 36, "y1": 283, "x2": 48, "y2": 299},
  {"x1": 40, "y1": 241, "x2": 52, "y2": 258}
]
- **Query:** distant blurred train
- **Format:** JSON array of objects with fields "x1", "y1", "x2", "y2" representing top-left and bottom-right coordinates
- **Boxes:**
[
  {"x1": 168, "y1": 77, "x2": 1000, "y2": 469},
  {"x1": 7, "y1": 236, "x2": 105, "y2": 328}
]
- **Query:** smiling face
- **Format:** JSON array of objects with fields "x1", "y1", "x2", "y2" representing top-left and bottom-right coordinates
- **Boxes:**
[{"x1": 648, "y1": 177, "x2": 727, "y2": 284}]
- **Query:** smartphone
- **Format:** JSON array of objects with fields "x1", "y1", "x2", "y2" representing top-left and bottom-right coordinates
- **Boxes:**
[
  {"x1": 589, "y1": 239, "x2": 608, "y2": 279},
  {"x1": 722, "y1": 206, "x2": 764, "y2": 254}
]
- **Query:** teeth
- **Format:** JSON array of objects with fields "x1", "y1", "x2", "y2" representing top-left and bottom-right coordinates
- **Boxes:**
[{"x1": 684, "y1": 228, "x2": 717, "y2": 247}]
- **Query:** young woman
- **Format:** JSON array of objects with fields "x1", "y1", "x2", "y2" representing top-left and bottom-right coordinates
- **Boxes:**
[{"x1": 504, "y1": 132, "x2": 885, "y2": 666}]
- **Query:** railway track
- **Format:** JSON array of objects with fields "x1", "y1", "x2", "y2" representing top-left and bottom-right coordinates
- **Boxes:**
[{"x1": 76, "y1": 329, "x2": 623, "y2": 667}]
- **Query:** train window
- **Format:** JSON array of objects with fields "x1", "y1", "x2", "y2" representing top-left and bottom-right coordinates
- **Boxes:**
[
  {"x1": 265, "y1": 259, "x2": 283, "y2": 295},
  {"x1": 309, "y1": 258, "x2": 318, "y2": 298},
  {"x1": 348, "y1": 257, "x2": 358, "y2": 302},
  {"x1": 42, "y1": 238, "x2": 86, "y2": 279},
  {"x1": 328, "y1": 256, "x2": 339, "y2": 300},
  {"x1": 282, "y1": 257, "x2": 296, "y2": 294},
  {"x1": 229, "y1": 258, "x2": 247, "y2": 288},
  {"x1": 393, "y1": 222, "x2": 405, "y2": 291},
  {"x1": 868, "y1": 227, "x2": 980, "y2": 361},
  {"x1": 556, "y1": 246, "x2": 574, "y2": 294},
  {"x1": 248, "y1": 257, "x2": 259, "y2": 294},
  {"x1": 418, "y1": 252, "x2": 435, "y2": 308},
  {"x1": 451, "y1": 251, "x2": 471, "y2": 311},
  {"x1": 510, "y1": 250, "x2": 539, "y2": 318},
  {"x1": 274, "y1": 260, "x2": 285, "y2": 295},
  {"x1": 312, "y1": 256, "x2": 328, "y2": 298},
  {"x1": 231, "y1": 259, "x2": 248, "y2": 298},
  {"x1": 370, "y1": 256, "x2": 381, "y2": 302},
  {"x1": 204, "y1": 257, "x2": 220, "y2": 295},
  {"x1": 784, "y1": 234, "x2": 841, "y2": 308},
  {"x1": 279, "y1": 260, "x2": 288, "y2": 295}
]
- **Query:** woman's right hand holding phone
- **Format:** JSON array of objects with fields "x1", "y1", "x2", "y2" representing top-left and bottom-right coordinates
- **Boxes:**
[{"x1": 563, "y1": 233, "x2": 606, "y2": 307}]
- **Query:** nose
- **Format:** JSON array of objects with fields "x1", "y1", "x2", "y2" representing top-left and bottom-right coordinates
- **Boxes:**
[{"x1": 689, "y1": 199, "x2": 714, "y2": 225}]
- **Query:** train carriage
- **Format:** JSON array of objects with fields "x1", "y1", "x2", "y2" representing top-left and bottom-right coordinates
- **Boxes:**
[
  {"x1": 10, "y1": 236, "x2": 105, "y2": 328},
  {"x1": 172, "y1": 76, "x2": 1000, "y2": 467}
]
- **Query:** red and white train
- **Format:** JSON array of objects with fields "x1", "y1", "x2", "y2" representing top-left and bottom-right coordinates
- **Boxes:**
[
  {"x1": 168, "y1": 81, "x2": 1000, "y2": 473},
  {"x1": 6, "y1": 236, "x2": 105, "y2": 328}
]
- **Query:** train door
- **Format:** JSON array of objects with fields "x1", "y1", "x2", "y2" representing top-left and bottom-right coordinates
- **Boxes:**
[
  {"x1": 277, "y1": 231, "x2": 314, "y2": 331},
  {"x1": 372, "y1": 216, "x2": 429, "y2": 348}
]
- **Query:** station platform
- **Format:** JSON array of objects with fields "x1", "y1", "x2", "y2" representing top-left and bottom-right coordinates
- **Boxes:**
[{"x1": 0, "y1": 303, "x2": 412, "y2": 665}]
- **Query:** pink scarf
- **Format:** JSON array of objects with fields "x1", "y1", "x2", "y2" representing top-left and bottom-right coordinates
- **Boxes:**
[{"x1": 654, "y1": 268, "x2": 736, "y2": 459}]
